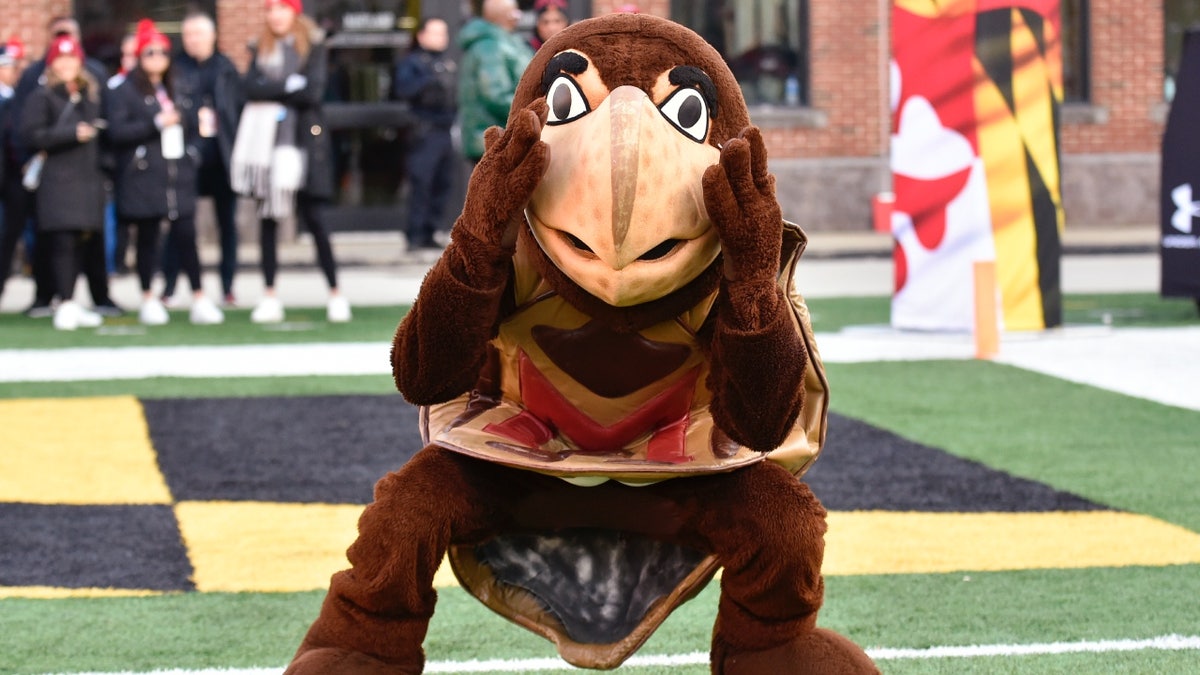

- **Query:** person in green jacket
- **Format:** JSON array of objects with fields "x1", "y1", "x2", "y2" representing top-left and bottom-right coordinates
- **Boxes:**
[{"x1": 458, "y1": 0, "x2": 533, "y2": 163}]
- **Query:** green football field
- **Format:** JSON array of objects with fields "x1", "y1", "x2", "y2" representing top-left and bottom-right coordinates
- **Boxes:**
[{"x1": 1, "y1": 293, "x2": 1198, "y2": 674}]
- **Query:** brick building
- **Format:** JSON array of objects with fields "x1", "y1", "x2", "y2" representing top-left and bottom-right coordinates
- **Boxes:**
[{"x1": 2, "y1": 0, "x2": 1178, "y2": 232}]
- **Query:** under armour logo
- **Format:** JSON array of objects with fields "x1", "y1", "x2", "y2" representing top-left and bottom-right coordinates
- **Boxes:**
[{"x1": 1171, "y1": 183, "x2": 1200, "y2": 233}]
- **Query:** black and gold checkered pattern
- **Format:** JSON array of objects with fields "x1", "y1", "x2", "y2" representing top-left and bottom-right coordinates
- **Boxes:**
[
  {"x1": 3, "y1": 395, "x2": 1200, "y2": 597},
  {"x1": 0, "y1": 395, "x2": 418, "y2": 595}
]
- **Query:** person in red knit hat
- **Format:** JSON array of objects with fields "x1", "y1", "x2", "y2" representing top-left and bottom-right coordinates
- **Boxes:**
[
  {"x1": 233, "y1": 0, "x2": 350, "y2": 324},
  {"x1": 18, "y1": 33, "x2": 110, "y2": 330},
  {"x1": 105, "y1": 18, "x2": 225, "y2": 325}
]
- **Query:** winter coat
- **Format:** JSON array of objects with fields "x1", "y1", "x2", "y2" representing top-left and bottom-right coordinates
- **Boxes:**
[
  {"x1": 393, "y1": 47, "x2": 457, "y2": 130},
  {"x1": 173, "y1": 50, "x2": 244, "y2": 171},
  {"x1": 457, "y1": 18, "x2": 533, "y2": 160},
  {"x1": 19, "y1": 74, "x2": 106, "y2": 233},
  {"x1": 0, "y1": 95, "x2": 10, "y2": 186},
  {"x1": 104, "y1": 71, "x2": 199, "y2": 221},
  {"x1": 10, "y1": 56, "x2": 108, "y2": 166},
  {"x1": 242, "y1": 33, "x2": 334, "y2": 200}
]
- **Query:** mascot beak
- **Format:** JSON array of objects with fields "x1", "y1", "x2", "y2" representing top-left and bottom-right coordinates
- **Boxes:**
[{"x1": 528, "y1": 85, "x2": 722, "y2": 307}]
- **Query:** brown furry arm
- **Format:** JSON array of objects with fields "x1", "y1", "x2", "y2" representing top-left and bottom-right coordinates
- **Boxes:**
[
  {"x1": 702, "y1": 126, "x2": 806, "y2": 452},
  {"x1": 391, "y1": 99, "x2": 549, "y2": 405},
  {"x1": 707, "y1": 279, "x2": 807, "y2": 452},
  {"x1": 390, "y1": 233, "x2": 513, "y2": 405}
]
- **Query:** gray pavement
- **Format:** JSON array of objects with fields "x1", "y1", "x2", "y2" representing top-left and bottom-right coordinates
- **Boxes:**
[{"x1": 0, "y1": 225, "x2": 1168, "y2": 313}]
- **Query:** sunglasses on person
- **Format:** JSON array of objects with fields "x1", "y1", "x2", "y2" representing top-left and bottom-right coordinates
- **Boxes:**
[{"x1": 141, "y1": 48, "x2": 170, "y2": 57}]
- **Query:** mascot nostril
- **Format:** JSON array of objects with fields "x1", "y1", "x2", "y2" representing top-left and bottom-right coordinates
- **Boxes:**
[{"x1": 285, "y1": 13, "x2": 879, "y2": 675}]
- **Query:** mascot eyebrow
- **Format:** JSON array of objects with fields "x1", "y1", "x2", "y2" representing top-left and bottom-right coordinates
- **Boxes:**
[
  {"x1": 540, "y1": 53, "x2": 718, "y2": 120},
  {"x1": 668, "y1": 65, "x2": 718, "y2": 119},
  {"x1": 541, "y1": 52, "x2": 589, "y2": 93}
]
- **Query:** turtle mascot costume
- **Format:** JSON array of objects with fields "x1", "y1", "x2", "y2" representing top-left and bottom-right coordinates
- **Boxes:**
[{"x1": 286, "y1": 13, "x2": 878, "y2": 675}]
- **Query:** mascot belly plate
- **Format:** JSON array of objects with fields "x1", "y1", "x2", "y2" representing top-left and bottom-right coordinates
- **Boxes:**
[{"x1": 286, "y1": 14, "x2": 878, "y2": 675}]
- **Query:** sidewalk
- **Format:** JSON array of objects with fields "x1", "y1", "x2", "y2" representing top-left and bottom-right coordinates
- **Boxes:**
[{"x1": 0, "y1": 225, "x2": 1165, "y2": 313}]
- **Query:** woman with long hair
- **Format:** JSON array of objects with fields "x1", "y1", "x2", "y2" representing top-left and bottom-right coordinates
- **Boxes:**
[
  {"x1": 233, "y1": 0, "x2": 350, "y2": 324},
  {"x1": 19, "y1": 34, "x2": 109, "y2": 330},
  {"x1": 106, "y1": 19, "x2": 224, "y2": 325},
  {"x1": 529, "y1": 0, "x2": 570, "y2": 51}
]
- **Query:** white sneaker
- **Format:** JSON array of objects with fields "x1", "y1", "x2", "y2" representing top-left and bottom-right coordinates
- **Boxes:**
[
  {"x1": 190, "y1": 296, "x2": 225, "y2": 325},
  {"x1": 53, "y1": 300, "x2": 103, "y2": 331},
  {"x1": 251, "y1": 296, "x2": 285, "y2": 324},
  {"x1": 76, "y1": 304, "x2": 103, "y2": 328},
  {"x1": 327, "y1": 295, "x2": 352, "y2": 323},
  {"x1": 139, "y1": 298, "x2": 170, "y2": 326}
]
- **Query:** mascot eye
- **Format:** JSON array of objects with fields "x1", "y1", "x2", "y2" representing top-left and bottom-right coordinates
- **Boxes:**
[
  {"x1": 658, "y1": 88, "x2": 709, "y2": 143},
  {"x1": 562, "y1": 231, "x2": 595, "y2": 254},
  {"x1": 546, "y1": 76, "x2": 590, "y2": 125},
  {"x1": 638, "y1": 239, "x2": 683, "y2": 261}
]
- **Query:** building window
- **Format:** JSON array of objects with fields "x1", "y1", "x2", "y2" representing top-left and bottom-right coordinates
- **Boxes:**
[
  {"x1": 1164, "y1": 0, "x2": 1200, "y2": 101},
  {"x1": 671, "y1": 0, "x2": 809, "y2": 107},
  {"x1": 1061, "y1": 0, "x2": 1089, "y2": 102}
]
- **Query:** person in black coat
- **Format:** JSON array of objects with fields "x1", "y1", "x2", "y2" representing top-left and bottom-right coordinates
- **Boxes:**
[
  {"x1": 106, "y1": 19, "x2": 224, "y2": 326},
  {"x1": 393, "y1": 17, "x2": 457, "y2": 253},
  {"x1": 233, "y1": 0, "x2": 349, "y2": 324},
  {"x1": 8, "y1": 16, "x2": 115, "y2": 317},
  {"x1": 0, "y1": 38, "x2": 27, "y2": 306},
  {"x1": 19, "y1": 34, "x2": 109, "y2": 330},
  {"x1": 161, "y1": 10, "x2": 244, "y2": 306}
]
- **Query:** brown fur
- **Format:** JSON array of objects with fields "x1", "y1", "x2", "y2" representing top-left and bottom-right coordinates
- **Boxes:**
[
  {"x1": 288, "y1": 449, "x2": 849, "y2": 674},
  {"x1": 512, "y1": 13, "x2": 751, "y2": 147},
  {"x1": 293, "y1": 15, "x2": 878, "y2": 674}
]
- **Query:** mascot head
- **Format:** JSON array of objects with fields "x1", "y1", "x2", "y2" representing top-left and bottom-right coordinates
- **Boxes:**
[{"x1": 511, "y1": 14, "x2": 751, "y2": 308}]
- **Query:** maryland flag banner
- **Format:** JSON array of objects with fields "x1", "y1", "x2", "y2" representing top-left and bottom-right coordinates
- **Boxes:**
[
  {"x1": 891, "y1": 0, "x2": 1064, "y2": 331},
  {"x1": 1161, "y1": 28, "x2": 1200, "y2": 300}
]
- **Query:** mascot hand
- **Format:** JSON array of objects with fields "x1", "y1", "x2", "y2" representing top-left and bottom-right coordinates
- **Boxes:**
[
  {"x1": 456, "y1": 99, "x2": 550, "y2": 251},
  {"x1": 702, "y1": 127, "x2": 783, "y2": 283}
]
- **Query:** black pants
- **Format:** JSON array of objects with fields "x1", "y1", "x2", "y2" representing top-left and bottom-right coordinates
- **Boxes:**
[
  {"x1": 405, "y1": 127, "x2": 456, "y2": 248},
  {"x1": 260, "y1": 193, "x2": 337, "y2": 289},
  {"x1": 46, "y1": 229, "x2": 107, "y2": 303},
  {"x1": 0, "y1": 178, "x2": 25, "y2": 298},
  {"x1": 0, "y1": 180, "x2": 55, "y2": 304},
  {"x1": 163, "y1": 161, "x2": 238, "y2": 297},
  {"x1": 133, "y1": 216, "x2": 202, "y2": 294}
]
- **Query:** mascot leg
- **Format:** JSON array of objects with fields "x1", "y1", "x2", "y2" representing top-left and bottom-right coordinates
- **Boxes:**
[
  {"x1": 677, "y1": 462, "x2": 878, "y2": 675},
  {"x1": 285, "y1": 447, "x2": 524, "y2": 675}
]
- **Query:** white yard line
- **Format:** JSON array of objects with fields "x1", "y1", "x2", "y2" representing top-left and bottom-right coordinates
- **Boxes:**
[
  {"x1": 815, "y1": 325, "x2": 1200, "y2": 411},
  {"x1": 0, "y1": 342, "x2": 392, "y2": 383},
  {"x1": 995, "y1": 326, "x2": 1200, "y2": 411},
  {"x1": 47, "y1": 634, "x2": 1200, "y2": 674},
  {"x1": 2, "y1": 326, "x2": 1197, "y2": 411}
]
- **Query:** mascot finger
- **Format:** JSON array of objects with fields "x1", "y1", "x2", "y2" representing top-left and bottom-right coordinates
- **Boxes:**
[
  {"x1": 482, "y1": 125, "x2": 505, "y2": 155},
  {"x1": 463, "y1": 105, "x2": 550, "y2": 247},
  {"x1": 740, "y1": 126, "x2": 775, "y2": 195},
  {"x1": 702, "y1": 162, "x2": 743, "y2": 242}
]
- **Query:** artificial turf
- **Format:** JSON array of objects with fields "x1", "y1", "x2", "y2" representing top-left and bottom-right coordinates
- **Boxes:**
[
  {"x1": 3, "y1": 565, "x2": 1199, "y2": 674},
  {"x1": 0, "y1": 374, "x2": 396, "y2": 400},
  {"x1": 2, "y1": 293, "x2": 1198, "y2": 674},
  {"x1": 825, "y1": 360, "x2": 1200, "y2": 532},
  {"x1": 0, "y1": 304, "x2": 409, "y2": 350},
  {"x1": 0, "y1": 292, "x2": 1194, "y2": 351}
]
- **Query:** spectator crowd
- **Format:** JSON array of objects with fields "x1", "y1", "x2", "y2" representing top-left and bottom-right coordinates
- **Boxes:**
[{"x1": 0, "y1": 0, "x2": 584, "y2": 330}]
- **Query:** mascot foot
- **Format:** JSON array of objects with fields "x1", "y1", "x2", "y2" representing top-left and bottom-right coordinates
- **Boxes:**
[
  {"x1": 713, "y1": 628, "x2": 880, "y2": 675},
  {"x1": 284, "y1": 647, "x2": 420, "y2": 675}
]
